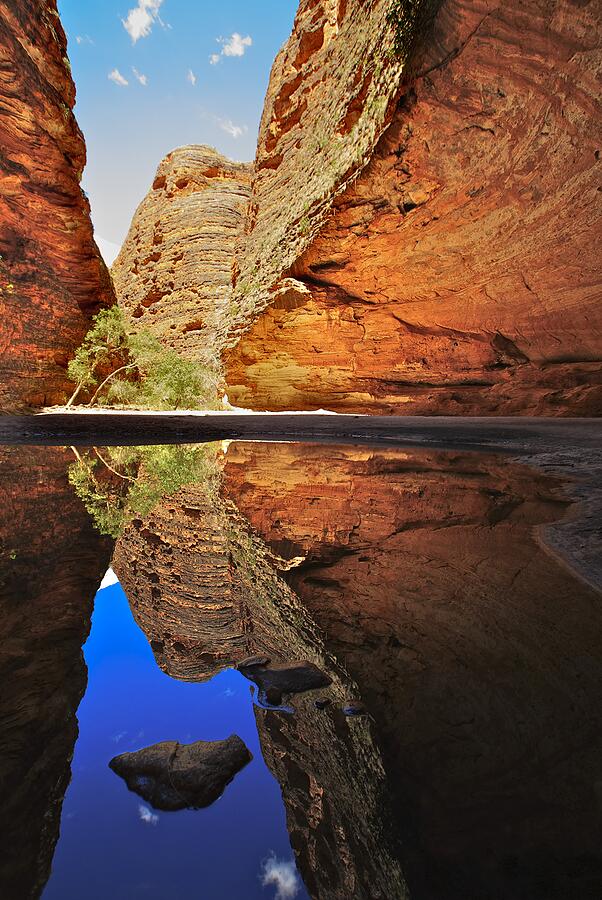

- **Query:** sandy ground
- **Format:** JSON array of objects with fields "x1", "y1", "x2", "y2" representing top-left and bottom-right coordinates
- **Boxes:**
[{"x1": 1, "y1": 410, "x2": 601, "y2": 594}]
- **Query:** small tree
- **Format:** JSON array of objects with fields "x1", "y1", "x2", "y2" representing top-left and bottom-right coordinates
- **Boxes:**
[
  {"x1": 66, "y1": 306, "x2": 219, "y2": 410},
  {"x1": 68, "y1": 444, "x2": 221, "y2": 537},
  {"x1": 66, "y1": 307, "x2": 129, "y2": 406}
]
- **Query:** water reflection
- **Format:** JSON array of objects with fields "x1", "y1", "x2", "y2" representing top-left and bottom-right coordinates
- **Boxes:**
[
  {"x1": 0, "y1": 448, "x2": 112, "y2": 899},
  {"x1": 113, "y1": 481, "x2": 407, "y2": 899},
  {"x1": 223, "y1": 444, "x2": 602, "y2": 900},
  {"x1": 0, "y1": 441, "x2": 601, "y2": 899}
]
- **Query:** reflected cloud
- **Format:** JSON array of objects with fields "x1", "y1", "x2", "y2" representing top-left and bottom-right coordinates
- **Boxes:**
[
  {"x1": 260, "y1": 854, "x2": 300, "y2": 899},
  {"x1": 138, "y1": 804, "x2": 159, "y2": 826}
]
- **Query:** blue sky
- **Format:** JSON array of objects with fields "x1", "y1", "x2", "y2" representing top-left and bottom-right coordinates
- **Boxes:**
[
  {"x1": 44, "y1": 578, "x2": 308, "y2": 900},
  {"x1": 58, "y1": 0, "x2": 298, "y2": 260}
]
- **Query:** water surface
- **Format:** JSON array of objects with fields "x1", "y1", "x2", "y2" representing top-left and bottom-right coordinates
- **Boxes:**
[{"x1": 1, "y1": 441, "x2": 601, "y2": 900}]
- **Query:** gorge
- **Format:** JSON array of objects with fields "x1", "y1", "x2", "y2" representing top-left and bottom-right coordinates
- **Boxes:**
[{"x1": 0, "y1": 1, "x2": 601, "y2": 898}]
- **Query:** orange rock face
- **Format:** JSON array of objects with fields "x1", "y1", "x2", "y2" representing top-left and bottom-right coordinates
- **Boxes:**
[
  {"x1": 226, "y1": 0, "x2": 602, "y2": 415},
  {"x1": 222, "y1": 442, "x2": 602, "y2": 899},
  {"x1": 112, "y1": 146, "x2": 251, "y2": 372},
  {"x1": 0, "y1": 1, "x2": 114, "y2": 411}
]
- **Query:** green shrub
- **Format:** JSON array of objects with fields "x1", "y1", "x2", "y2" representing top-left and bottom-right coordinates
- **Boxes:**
[
  {"x1": 68, "y1": 444, "x2": 221, "y2": 537},
  {"x1": 66, "y1": 306, "x2": 218, "y2": 410}
]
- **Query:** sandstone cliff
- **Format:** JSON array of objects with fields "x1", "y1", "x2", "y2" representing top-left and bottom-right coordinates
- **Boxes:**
[
  {"x1": 0, "y1": 1, "x2": 115, "y2": 412},
  {"x1": 223, "y1": 442, "x2": 602, "y2": 899},
  {"x1": 113, "y1": 483, "x2": 408, "y2": 900},
  {"x1": 112, "y1": 146, "x2": 251, "y2": 373},
  {"x1": 0, "y1": 447, "x2": 112, "y2": 898},
  {"x1": 225, "y1": 0, "x2": 602, "y2": 415}
]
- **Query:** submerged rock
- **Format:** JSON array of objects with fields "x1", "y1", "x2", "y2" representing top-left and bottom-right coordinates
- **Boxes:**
[
  {"x1": 237, "y1": 655, "x2": 271, "y2": 670},
  {"x1": 238, "y1": 659, "x2": 332, "y2": 702},
  {"x1": 342, "y1": 701, "x2": 367, "y2": 717},
  {"x1": 109, "y1": 736, "x2": 252, "y2": 811}
]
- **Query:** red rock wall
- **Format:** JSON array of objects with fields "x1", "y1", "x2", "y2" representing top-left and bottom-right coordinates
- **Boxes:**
[
  {"x1": 226, "y1": 0, "x2": 602, "y2": 415},
  {"x1": 0, "y1": 1, "x2": 114, "y2": 412}
]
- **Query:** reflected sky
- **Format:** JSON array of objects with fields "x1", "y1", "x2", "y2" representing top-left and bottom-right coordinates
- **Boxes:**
[{"x1": 43, "y1": 580, "x2": 307, "y2": 900}]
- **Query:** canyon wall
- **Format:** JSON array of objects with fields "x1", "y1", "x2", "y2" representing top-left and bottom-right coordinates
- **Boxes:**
[
  {"x1": 223, "y1": 442, "x2": 602, "y2": 899},
  {"x1": 112, "y1": 146, "x2": 251, "y2": 374},
  {"x1": 0, "y1": 447, "x2": 112, "y2": 898},
  {"x1": 0, "y1": 1, "x2": 114, "y2": 412},
  {"x1": 113, "y1": 483, "x2": 408, "y2": 900},
  {"x1": 225, "y1": 0, "x2": 602, "y2": 415}
]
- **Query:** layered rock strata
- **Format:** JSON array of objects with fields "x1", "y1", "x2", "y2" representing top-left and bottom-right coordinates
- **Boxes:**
[
  {"x1": 0, "y1": 1, "x2": 114, "y2": 411},
  {"x1": 0, "y1": 447, "x2": 112, "y2": 898},
  {"x1": 113, "y1": 483, "x2": 408, "y2": 900},
  {"x1": 225, "y1": 0, "x2": 602, "y2": 415},
  {"x1": 223, "y1": 442, "x2": 602, "y2": 899},
  {"x1": 112, "y1": 146, "x2": 251, "y2": 371}
]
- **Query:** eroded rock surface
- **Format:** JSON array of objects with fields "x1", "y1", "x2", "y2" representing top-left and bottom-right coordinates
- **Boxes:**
[
  {"x1": 225, "y1": 0, "x2": 602, "y2": 415},
  {"x1": 109, "y1": 736, "x2": 252, "y2": 811},
  {"x1": 223, "y1": 441, "x2": 602, "y2": 899},
  {"x1": 0, "y1": 447, "x2": 112, "y2": 898},
  {"x1": 112, "y1": 146, "x2": 251, "y2": 372},
  {"x1": 0, "y1": 1, "x2": 114, "y2": 411},
  {"x1": 113, "y1": 484, "x2": 408, "y2": 899}
]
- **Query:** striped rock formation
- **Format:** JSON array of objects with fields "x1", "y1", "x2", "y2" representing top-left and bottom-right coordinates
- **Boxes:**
[{"x1": 112, "y1": 145, "x2": 251, "y2": 374}]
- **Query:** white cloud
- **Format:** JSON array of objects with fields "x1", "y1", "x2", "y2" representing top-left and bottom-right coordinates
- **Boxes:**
[
  {"x1": 187, "y1": 68, "x2": 197, "y2": 86},
  {"x1": 108, "y1": 68, "x2": 129, "y2": 87},
  {"x1": 132, "y1": 66, "x2": 148, "y2": 86},
  {"x1": 260, "y1": 855, "x2": 300, "y2": 900},
  {"x1": 221, "y1": 33, "x2": 252, "y2": 57},
  {"x1": 122, "y1": 0, "x2": 164, "y2": 44},
  {"x1": 99, "y1": 566, "x2": 120, "y2": 590},
  {"x1": 138, "y1": 804, "x2": 159, "y2": 825},
  {"x1": 76, "y1": 35, "x2": 94, "y2": 45},
  {"x1": 218, "y1": 119, "x2": 247, "y2": 139},
  {"x1": 211, "y1": 33, "x2": 252, "y2": 64}
]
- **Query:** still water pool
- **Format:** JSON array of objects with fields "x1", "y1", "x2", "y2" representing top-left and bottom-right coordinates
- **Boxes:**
[{"x1": 1, "y1": 441, "x2": 601, "y2": 900}]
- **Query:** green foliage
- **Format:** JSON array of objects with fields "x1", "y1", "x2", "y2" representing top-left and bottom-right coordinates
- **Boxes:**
[
  {"x1": 67, "y1": 306, "x2": 218, "y2": 410},
  {"x1": 68, "y1": 444, "x2": 221, "y2": 537},
  {"x1": 67, "y1": 306, "x2": 128, "y2": 390},
  {"x1": 386, "y1": 0, "x2": 441, "y2": 63}
]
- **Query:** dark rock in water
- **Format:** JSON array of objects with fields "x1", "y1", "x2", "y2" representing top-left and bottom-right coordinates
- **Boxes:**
[
  {"x1": 314, "y1": 698, "x2": 331, "y2": 710},
  {"x1": 239, "y1": 660, "x2": 332, "y2": 702},
  {"x1": 237, "y1": 655, "x2": 271, "y2": 670},
  {"x1": 109, "y1": 736, "x2": 252, "y2": 811},
  {"x1": 265, "y1": 687, "x2": 283, "y2": 706},
  {"x1": 342, "y1": 701, "x2": 367, "y2": 717}
]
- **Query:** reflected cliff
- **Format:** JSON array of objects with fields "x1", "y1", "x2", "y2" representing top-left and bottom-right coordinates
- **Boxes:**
[
  {"x1": 113, "y1": 482, "x2": 408, "y2": 900},
  {"x1": 110, "y1": 442, "x2": 602, "y2": 900},
  {"x1": 222, "y1": 443, "x2": 602, "y2": 900},
  {"x1": 0, "y1": 448, "x2": 112, "y2": 899},
  {"x1": 2, "y1": 440, "x2": 601, "y2": 900}
]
